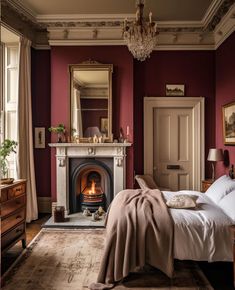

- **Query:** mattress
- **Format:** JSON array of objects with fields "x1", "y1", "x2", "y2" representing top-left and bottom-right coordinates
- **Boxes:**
[{"x1": 162, "y1": 190, "x2": 234, "y2": 262}]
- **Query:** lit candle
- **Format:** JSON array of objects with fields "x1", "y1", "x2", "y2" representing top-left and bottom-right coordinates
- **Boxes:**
[
  {"x1": 154, "y1": 22, "x2": 157, "y2": 32},
  {"x1": 136, "y1": 10, "x2": 139, "y2": 21},
  {"x1": 124, "y1": 17, "x2": 127, "y2": 29},
  {"x1": 127, "y1": 125, "x2": 130, "y2": 136},
  {"x1": 149, "y1": 11, "x2": 152, "y2": 23}
]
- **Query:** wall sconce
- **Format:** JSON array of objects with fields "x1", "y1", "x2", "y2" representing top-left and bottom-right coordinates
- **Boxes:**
[{"x1": 207, "y1": 148, "x2": 224, "y2": 180}]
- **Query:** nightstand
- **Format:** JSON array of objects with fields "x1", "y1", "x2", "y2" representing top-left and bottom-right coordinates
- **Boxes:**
[
  {"x1": 230, "y1": 225, "x2": 235, "y2": 288},
  {"x1": 201, "y1": 179, "x2": 214, "y2": 192}
]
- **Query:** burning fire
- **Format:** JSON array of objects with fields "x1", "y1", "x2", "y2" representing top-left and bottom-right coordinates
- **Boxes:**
[{"x1": 88, "y1": 180, "x2": 96, "y2": 195}]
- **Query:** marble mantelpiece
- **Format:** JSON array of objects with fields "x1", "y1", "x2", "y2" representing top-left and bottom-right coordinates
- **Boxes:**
[{"x1": 49, "y1": 142, "x2": 131, "y2": 215}]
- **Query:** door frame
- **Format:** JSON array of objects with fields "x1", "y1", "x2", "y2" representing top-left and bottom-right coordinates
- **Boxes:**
[{"x1": 144, "y1": 97, "x2": 205, "y2": 191}]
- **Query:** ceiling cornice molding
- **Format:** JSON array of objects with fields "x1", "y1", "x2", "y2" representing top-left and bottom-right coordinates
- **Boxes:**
[
  {"x1": 2, "y1": 0, "x2": 37, "y2": 23},
  {"x1": 201, "y1": 0, "x2": 224, "y2": 27},
  {"x1": 32, "y1": 44, "x2": 51, "y2": 50},
  {"x1": 155, "y1": 44, "x2": 216, "y2": 51},
  {"x1": 214, "y1": 3, "x2": 235, "y2": 48},
  {"x1": 2, "y1": 0, "x2": 235, "y2": 50},
  {"x1": 48, "y1": 39, "x2": 216, "y2": 51},
  {"x1": 205, "y1": 0, "x2": 235, "y2": 31},
  {"x1": 36, "y1": 13, "x2": 134, "y2": 22}
]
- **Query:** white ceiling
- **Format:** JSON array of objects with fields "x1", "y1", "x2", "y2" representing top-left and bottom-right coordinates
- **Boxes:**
[{"x1": 19, "y1": 0, "x2": 214, "y2": 22}]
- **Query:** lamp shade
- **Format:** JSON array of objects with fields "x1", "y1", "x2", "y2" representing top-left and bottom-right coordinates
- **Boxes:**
[{"x1": 207, "y1": 148, "x2": 224, "y2": 161}]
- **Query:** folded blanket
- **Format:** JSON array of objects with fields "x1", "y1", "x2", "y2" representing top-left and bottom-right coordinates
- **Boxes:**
[{"x1": 90, "y1": 189, "x2": 174, "y2": 289}]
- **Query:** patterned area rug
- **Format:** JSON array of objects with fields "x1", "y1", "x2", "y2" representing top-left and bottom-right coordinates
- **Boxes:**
[{"x1": 2, "y1": 229, "x2": 213, "y2": 290}]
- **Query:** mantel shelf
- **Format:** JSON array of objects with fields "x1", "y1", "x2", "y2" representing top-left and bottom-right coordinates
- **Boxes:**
[{"x1": 49, "y1": 142, "x2": 132, "y2": 148}]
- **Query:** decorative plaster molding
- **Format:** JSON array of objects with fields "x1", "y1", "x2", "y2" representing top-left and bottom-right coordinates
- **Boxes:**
[
  {"x1": 2, "y1": 0, "x2": 235, "y2": 50},
  {"x1": 214, "y1": 3, "x2": 235, "y2": 48},
  {"x1": 201, "y1": 0, "x2": 224, "y2": 28},
  {"x1": 2, "y1": 0, "x2": 41, "y2": 28},
  {"x1": 206, "y1": 0, "x2": 235, "y2": 31},
  {"x1": 32, "y1": 44, "x2": 51, "y2": 50}
]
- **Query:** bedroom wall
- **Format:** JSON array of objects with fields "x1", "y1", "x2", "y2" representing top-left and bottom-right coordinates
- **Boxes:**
[
  {"x1": 215, "y1": 32, "x2": 235, "y2": 177},
  {"x1": 133, "y1": 50, "x2": 216, "y2": 179},
  {"x1": 32, "y1": 47, "x2": 217, "y2": 201},
  {"x1": 50, "y1": 46, "x2": 134, "y2": 201},
  {"x1": 31, "y1": 48, "x2": 51, "y2": 197}
]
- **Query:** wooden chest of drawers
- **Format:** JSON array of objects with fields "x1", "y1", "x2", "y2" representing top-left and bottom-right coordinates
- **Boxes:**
[{"x1": 1, "y1": 180, "x2": 27, "y2": 254}]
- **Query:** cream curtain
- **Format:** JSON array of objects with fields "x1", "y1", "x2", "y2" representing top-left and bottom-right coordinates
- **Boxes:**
[
  {"x1": 16, "y1": 37, "x2": 38, "y2": 222},
  {"x1": 76, "y1": 89, "x2": 83, "y2": 137}
]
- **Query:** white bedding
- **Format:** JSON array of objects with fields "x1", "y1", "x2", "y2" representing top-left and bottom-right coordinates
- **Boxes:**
[{"x1": 162, "y1": 190, "x2": 234, "y2": 262}]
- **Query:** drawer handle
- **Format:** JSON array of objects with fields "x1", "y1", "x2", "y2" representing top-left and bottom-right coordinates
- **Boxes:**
[
  {"x1": 15, "y1": 188, "x2": 22, "y2": 192},
  {"x1": 16, "y1": 215, "x2": 22, "y2": 219},
  {"x1": 15, "y1": 201, "x2": 21, "y2": 205},
  {"x1": 16, "y1": 228, "x2": 23, "y2": 233}
]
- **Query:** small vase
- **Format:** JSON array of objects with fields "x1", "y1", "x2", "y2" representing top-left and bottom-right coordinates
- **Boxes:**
[{"x1": 57, "y1": 133, "x2": 63, "y2": 143}]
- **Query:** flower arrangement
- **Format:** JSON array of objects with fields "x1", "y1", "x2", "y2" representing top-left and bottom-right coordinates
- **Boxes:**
[
  {"x1": 0, "y1": 139, "x2": 18, "y2": 181},
  {"x1": 48, "y1": 124, "x2": 66, "y2": 143}
]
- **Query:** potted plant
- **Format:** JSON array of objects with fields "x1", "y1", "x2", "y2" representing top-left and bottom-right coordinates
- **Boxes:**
[
  {"x1": 0, "y1": 139, "x2": 18, "y2": 184},
  {"x1": 48, "y1": 123, "x2": 66, "y2": 143}
]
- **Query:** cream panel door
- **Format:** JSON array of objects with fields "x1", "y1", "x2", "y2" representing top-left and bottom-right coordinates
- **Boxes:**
[{"x1": 153, "y1": 108, "x2": 193, "y2": 191}]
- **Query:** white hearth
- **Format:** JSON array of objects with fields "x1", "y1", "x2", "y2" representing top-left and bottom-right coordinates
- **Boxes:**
[{"x1": 49, "y1": 142, "x2": 131, "y2": 215}]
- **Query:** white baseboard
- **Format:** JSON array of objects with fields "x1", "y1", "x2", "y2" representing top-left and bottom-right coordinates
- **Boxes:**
[{"x1": 37, "y1": 197, "x2": 52, "y2": 213}]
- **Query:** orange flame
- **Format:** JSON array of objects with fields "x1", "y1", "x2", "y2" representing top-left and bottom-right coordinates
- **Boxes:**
[{"x1": 88, "y1": 180, "x2": 96, "y2": 194}]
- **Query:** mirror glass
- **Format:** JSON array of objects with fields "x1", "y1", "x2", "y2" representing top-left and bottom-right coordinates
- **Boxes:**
[{"x1": 70, "y1": 62, "x2": 113, "y2": 141}]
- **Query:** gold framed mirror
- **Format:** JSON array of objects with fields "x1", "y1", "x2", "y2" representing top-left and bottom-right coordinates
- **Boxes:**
[{"x1": 69, "y1": 61, "x2": 113, "y2": 142}]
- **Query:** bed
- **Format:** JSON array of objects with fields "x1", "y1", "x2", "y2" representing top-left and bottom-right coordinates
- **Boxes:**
[
  {"x1": 90, "y1": 175, "x2": 235, "y2": 289},
  {"x1": 163, "y1": 189, "x2": 233, "y2": 262}
]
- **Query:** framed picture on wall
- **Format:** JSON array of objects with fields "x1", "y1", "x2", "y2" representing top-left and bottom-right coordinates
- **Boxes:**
[
  {"x1": 166, "y1": 84, "x2": 185, "y2": 96},
  {"x1": 34, "y1": 127, "x2": 45, "y2": 148},
  {"x1": 100, "y1": 117, "x2": 108, "y2": 134},
  {"x1": 222, "y1": 101, "x2": 235, "y2": 145}
]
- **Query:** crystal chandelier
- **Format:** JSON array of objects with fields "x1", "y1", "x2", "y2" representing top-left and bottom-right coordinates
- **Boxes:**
[{"x1": 123, "y1": 0, "x2": 158, "y2": 61}]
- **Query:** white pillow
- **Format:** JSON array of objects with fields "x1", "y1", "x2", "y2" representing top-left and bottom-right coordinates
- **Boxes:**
[
  {"x1": 218, "y1": 190, "x2": 235, "y2": 221},
  {"x1": 166, "y1": 194, "x2": 198, "y2": 209},
  {"x1": 205, "y1": 175, "x2": 235, "y2": 204}
]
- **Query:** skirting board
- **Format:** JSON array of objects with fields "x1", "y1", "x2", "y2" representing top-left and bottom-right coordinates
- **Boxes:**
[{"x1": 37, "y1": 197, "x2": 52, "y2": 213}]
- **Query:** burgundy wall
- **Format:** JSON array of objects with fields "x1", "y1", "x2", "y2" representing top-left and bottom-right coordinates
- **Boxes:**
[
  {"x1": 31, "y1": 49, "x2": 51, "y2": 197},
  {"x1": 50, "y1": 46, "x2": 134, "y2": 201},
  {"x1": 215, "y1": 32, "x2": 235, "y2": 177},
  {"x1": 134, "y1": 51, "x2": 216, "y2": 178},
  {"x1": 33, "y1": 42, "x2": 235, "y2": 200}
]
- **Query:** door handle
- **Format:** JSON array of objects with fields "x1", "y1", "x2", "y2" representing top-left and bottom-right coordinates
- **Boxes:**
[{"x1": 167, "y1": 165, "x2": 180, "y2": 170}]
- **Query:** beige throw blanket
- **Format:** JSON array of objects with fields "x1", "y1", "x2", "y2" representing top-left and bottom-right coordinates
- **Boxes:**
[{"x1": 90, "y1": 189, "x2": 174, "y2": 289}]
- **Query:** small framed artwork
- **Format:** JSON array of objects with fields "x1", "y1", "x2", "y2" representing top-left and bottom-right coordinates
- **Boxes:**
[
  {"x1": 222, "y1": 101, "x2": 235, "y2": 145},
  {"x1": 166, "y1": 84, "x2": 185, "y2": 96},
  {"x1": 100, "y1": 117, "x2": 108, "y2": 133},
  {"x1": 34, "y1": 127, "x2": 45, "y2": 148}
]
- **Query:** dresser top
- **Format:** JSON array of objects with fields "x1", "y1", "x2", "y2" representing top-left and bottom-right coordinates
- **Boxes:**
[{"x1": 0, "y1": 179, "x2": 26, "y2": 189}]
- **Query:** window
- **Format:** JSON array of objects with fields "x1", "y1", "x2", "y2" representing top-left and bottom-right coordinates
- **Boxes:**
[{"x1": 1, "y1": 27, "x2": 19, "y2": 178}]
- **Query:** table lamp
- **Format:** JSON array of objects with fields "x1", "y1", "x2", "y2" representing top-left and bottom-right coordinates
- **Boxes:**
[{"x1": 207, "y1": 148, "x2": 224, "y2": 180}]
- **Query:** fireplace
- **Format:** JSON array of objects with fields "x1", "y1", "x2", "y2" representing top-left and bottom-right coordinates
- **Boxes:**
[
  {"x1": 70, "y1": 158, "x2": 113, "y2": 213},
  {"x1": 49, "y1": 143, "x2": 131, "y2": 215}
]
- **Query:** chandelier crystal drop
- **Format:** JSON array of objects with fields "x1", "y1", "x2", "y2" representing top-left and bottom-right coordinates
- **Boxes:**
[{"x1": 123, "y1": 0, "x2": 158, "y2": 61}]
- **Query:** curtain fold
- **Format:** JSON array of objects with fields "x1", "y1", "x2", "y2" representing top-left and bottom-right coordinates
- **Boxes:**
[
  {"x1": 76, "y1": 89, "x2": 83, "y2": 137},
  {"x1": 16, "y1": 37, "x2": 38, "y2": 222}
]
